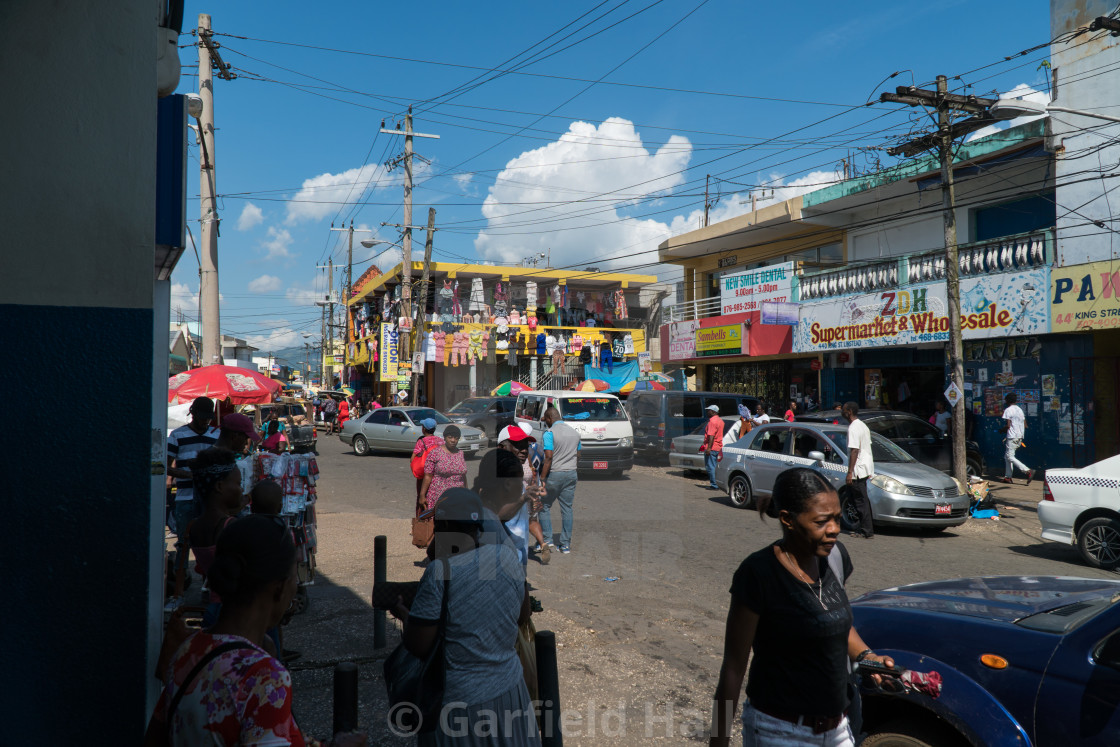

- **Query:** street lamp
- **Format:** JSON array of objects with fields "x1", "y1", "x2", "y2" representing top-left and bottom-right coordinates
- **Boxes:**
[{"x1": 990, "y1": 98, "x2": 1120, "y2": 125}]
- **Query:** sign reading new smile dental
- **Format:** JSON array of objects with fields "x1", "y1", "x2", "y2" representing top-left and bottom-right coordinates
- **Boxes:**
[
  {"x1": 794, "y1": 268, "x2": 1050, "y2": 352},
  {"x1": 721, "y1": 261, "x2": 794, "y2": 315}
]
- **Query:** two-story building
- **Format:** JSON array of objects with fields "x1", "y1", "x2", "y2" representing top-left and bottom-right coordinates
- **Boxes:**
[{"x1": 347, "y1": 262, "x2": 657, "y2": 409}]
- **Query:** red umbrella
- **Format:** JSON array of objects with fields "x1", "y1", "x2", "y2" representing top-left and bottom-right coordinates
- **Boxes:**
[
  {"x1": 578, "y1": 379, "x2": 610, "y2": 392},
  {"x1": 168, "y1": 365, "x2": 282, "y2": 405}
]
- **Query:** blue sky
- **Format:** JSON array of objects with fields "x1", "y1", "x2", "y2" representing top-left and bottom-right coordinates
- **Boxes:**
[{"x1": 171, "y1": 0, "x2": 1051, "y2": 358}]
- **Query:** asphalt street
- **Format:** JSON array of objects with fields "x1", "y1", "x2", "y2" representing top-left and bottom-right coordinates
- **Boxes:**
[{"x1": 283, "y1": 433, "x2": 1116, "y2": 744}]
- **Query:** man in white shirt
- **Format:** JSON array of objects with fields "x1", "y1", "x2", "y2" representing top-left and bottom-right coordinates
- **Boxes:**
[
  {"x1": 842, "y1": 401, "x2": 875, "y2": 539},
  {"x1": 1000, "y1": 392, "x2": 1033, "y2": 485}
]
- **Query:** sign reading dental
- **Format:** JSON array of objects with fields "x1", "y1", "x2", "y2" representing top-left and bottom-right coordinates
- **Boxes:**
[
  {"x1": 721, "y1": 261, "x2": 794, "y2": 315},
  {"x1": 1051, "y1": 260, "x2": 1120, "y2": 331},
  {"x1": 795, "y1": 268, "x2": 1050, "y2": 352},
  {"x1": 695, "y1": 324, "x2": 744, "y2": 357}
]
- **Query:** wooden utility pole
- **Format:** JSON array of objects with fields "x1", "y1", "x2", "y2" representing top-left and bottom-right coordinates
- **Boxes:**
[
  {"x1": 881, "y1": 78, "x2": 996, "y2": 483},
  {"x1": 412, "y1": 208, "x2": 436, "y2": 404},
  {"x1": 704, "y1": 174, "x2": 711, "y2": 227}
]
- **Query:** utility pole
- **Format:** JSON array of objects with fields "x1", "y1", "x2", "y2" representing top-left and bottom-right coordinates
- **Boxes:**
[
  {"x1": 881, "y1": 77, "x2": 996, "y2": 484},
  {"x1": 381, "y1": 108, "x2": 440, "y2": 342},
  {"x1": 704, "y1": 174, "x2": 711, "y2": 227},
  {"x1": 412, "y1": 208, "x2": 436, "y2": 405},
  {"x1": 195, "y1": 14, "x2": 236, "y2": 366},
  {"x1": 327, "y1": 257, "x2": 334, "y2": 389}
]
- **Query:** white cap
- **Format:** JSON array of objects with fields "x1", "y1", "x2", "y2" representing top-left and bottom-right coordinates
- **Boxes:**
[{"x1": 706, "y1": 404, "x2": 720, "y2": 412}]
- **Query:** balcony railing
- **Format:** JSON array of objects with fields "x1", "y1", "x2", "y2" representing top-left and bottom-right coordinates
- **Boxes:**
[{"x1": 663, "y1": 229, "x2": 1055, "y2": 322}]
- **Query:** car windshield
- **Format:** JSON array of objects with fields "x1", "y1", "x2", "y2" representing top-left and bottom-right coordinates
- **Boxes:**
[
  {"x1": 408, "y1": 408, "x2": 452, "y2": 425},
  {"x1": 823, "y1": 431, "x2": 915, "y2": 463},
  {"x1": 559, "y1": 397, "x2": 628, "y2": 421},
  {"x1": 448, "y1": 399, "x2": 489, "y2": 414}
]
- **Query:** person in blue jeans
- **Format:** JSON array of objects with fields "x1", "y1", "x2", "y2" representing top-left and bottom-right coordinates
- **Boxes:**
[
  {"x1": 700, "y1": 404, "x2": 724, "y2": 489},
  {"x1": 538, "y1": 406, "x2": 580, "y2": 554}
]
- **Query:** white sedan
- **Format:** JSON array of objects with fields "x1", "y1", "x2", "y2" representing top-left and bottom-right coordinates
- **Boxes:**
[{"x1": 1040, "y1": 454, "x2": 1120, "y2": 569}]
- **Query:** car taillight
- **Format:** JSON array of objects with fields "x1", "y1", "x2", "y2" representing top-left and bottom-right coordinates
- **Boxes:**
[
  {"x1": 1043, "y1": 480, "x2": 1053, "y2": 501},
  {"x1": 670, "y1": 440, "x2": 676, "y2": 452},
  {"x1": 658, "y1": 422, "x2": 665, "y2": 437}
]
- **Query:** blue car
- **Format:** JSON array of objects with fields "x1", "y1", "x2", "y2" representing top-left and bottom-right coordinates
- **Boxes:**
[{"x1": 851, "y1": 576, "x2": 1120, "y2": 746}]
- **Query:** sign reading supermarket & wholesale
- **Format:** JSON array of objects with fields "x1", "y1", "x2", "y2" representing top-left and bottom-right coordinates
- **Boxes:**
[
  {"x1": 720, "y1": 261, "x2": 794, "y2": 315},
  {"x1": 794, "y1": 268, "x2": 1050, "y2": 352},
  {"x1": 695, "y1": 324, "x2": 744, "y2": 357}
]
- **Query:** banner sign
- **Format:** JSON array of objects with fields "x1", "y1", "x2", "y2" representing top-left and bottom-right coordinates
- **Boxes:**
[
  {"x1": 761, "y1": 301, "x2": 799, "y2": 325},
  {"x1": 668, "y1": 320, "x2": 700, "y2": 360},
  {"x1": 379, "y1": 322, "x2": 399, "y2": 380},
  {"x1": 721, "y1": 261, "x2": 794, "y2": 315},
  {"x1": 795, "y1": 269, "x2": 1050, "y2": 352},
  {"x1": 1051, "y1": 260, "x2": 1120, "y2": 331},
  {"x1": 695, "y1": 324, "x2": 744, "y2": 357}
]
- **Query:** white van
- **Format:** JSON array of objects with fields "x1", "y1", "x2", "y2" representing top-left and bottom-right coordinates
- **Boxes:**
[{"x1": 514, "y1": 390, "x2": 634, "y2": 477}]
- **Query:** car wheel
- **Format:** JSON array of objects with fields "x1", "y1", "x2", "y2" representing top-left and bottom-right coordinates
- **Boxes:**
[
  {"x1": 839, "y1": 488, "x2": 860, "y2": 532},
  {"x1": 863, "y1": 719, "x2": 964, "y2": 747},
  {"x1": 352, "y1": 435, "x2": 369, "y2": 456},
  {"x1": 965, "y1": 456, "x2": 982, "y2": 479},
  {"x1": 729, "y1": 474, "x2": 753, "y2": 509},
  {"x1": 1077, "y1": 516, "x2": 1120, "y2": 569}
]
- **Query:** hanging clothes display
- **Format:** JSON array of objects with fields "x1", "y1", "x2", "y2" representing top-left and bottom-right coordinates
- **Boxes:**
[
  {"x1": 467, "y1": 329, "x2": 484, "y2": 364},
  {"x1": 535, "y1": 333, "x2": 546, "y2": 355},
  {"x1": 623, "y1": 333, "x2": 635, "y2": 355},
  {"x1": 525, "y1": 281, "x2": 538, "y2": 310},
  {"x1": 424, "y1": 330, "x2": 436, "y2": 362},
  {"x1": 438, "y1": 280, "x2": 454, "y2": 320},
  {"x1": 469, "y1": 277, "x2": 485, "y2": 312},
  {"x1": 612, "y1": 336, "x2": 625, "y2": 358},
  {"x1": 508, "y1": 331, "x2": 519, "y2": 367},
  {"x1": 493, "y1": 281, "x2": 509, "y2": 315},
  {"x1": 451, "y1": 280, "x2": 462, "y2": 319},
  {"x1": 591, "y1": 339, "x2": 600, "y2": 368},
  {"x1": 600, "y1": 341, "x2": 613, "y2": 374},
  {"x1": 614, "y1": 289, "x2": 628, "y2": 319}
]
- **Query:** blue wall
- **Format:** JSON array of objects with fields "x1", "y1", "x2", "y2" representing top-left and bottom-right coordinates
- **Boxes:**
[{"x1": 2, "y1": 304, "x2": 154, "y2": 742}]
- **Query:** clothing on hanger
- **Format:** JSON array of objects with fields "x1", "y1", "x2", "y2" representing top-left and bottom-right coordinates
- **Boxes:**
[
  {"x1": 623, "y1": 333, "x2": 635, "y2": 355},
  {"x1": 536, "y1": 333, "x2": 546, "y2": 355},
  {"x1": 469, "y1": 277, "x2": 485, "y2": 312}
]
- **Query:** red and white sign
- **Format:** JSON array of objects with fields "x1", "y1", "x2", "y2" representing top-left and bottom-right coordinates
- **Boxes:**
[
  {"x1": 810, "y1": 360, "x2": 822, "y2": 371},
  {"x1": 668, "y1": 320, "x2": 700, "y2": 361}
]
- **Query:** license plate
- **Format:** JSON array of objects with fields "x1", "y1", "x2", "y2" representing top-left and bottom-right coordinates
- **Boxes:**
[
  {"x1": 593, "y1": 461, "x2": 608, "y2": 470},
  {"x1": 470, "y1": 444, "x2": 479, "y2": 451},
  {"x1": 934, "y1": 504, "x2": 951, "y2": 515}
]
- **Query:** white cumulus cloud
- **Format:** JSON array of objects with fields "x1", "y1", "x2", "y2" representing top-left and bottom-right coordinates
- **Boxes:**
[
  {"x1": 237, "y1": 202, "x2": 264, "y2": 230},
  {"x1": 169, "y1": 282, "x2": 224, "y2": 315},
  {"x1": 246, "y1": 324, "x2": 306, "y2": 352},
  {"x1": 473, "y1": 117, "x2": 692, "y2": 270},
  {"x1": 248, "y1": 274, "x2": 282, "y2": 293},
  {"x1": 262, "y1": 226, "x2": 295, "y2": 259},
  {"x1": 284, "y1": 161, "x2": 425, "y2": 224}
]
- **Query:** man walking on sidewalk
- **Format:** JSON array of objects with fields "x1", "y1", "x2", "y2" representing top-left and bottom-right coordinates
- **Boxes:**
[
  {"x1": 699, "y1": 404, "x2": 724, "y2": 489},
  {"x1": 1000, "y1": 392, "x2": 1033, "y2": 485},
  {"x1": 842, "y1": 401, "x2": 875, "y2": 539},
  {"x1": 539, "y1": 406, "x2": 579, "y2": 555}
]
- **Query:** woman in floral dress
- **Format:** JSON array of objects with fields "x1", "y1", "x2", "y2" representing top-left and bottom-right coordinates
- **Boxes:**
[
  {"x1": 419, "y1": 425, "x2": 467, "y2": 512},
  {"x1": 412, "y1": 418, "x2": 446, "y2": 503}
]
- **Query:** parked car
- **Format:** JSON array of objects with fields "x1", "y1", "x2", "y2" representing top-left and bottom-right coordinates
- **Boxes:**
[
  {"x1": 628, "y1": 390, "x2": 760, "y2": 461},
  {"x1": 797, "y1": 409, "x2": 985, "y2": 477},
  {"x1": 443, "y1": 396, "x2": 518, "y2": 443},
  {"x1": 251, "y1": 399, "x2": 316, "y2": 453},
  {"x1": 515, "y1": 390, "x2": 634, "y2": 477},
  {"x1": 715, "y1": 422, "x2": 970, "y2": 530},
  {"x1": 668, "y1": 417, "x2": 742, "y2": 473},
  {"x1": 339, "y1": 406, "x2": 486, "y2": 457},
  {"x1": 1040, "y1": 453, "x2": 1120, "y2": 569},
  {"x1": 851, "y1": 574, "x2": 1120, "y2": 746}
]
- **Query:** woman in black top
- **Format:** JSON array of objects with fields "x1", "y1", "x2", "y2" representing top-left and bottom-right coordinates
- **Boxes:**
[{"x1": 710, "y1": 468, "x2": 894, "y2": 747}]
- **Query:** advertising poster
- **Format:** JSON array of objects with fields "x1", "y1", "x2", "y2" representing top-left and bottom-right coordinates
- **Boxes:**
[
  {"x1": 637, "y1": 351, "x2": 652, "y2": 374},
  {"x1": 695, "y1": 324, "x2": 744, "y2": 357},
  {"x1": 761, "y1": 301, "x2": 800, "y2": 325},
  {"x1": 379, "y1": 322, "x2": 399, "y2": 380},
  {"x1": 1052, "y1": 260, "x2": 1120, "y2": 331},
  {"x1": 794, "y1": 269, "x2": 1050, "y2": 353},
  {"x1": 668, "y1": 320, "x2": 700, "y2": 360},
  {"x1": 1042, "y1": 374, "x2": 1056, "y2": 396},
  {"x1": 721, "y1": 261, "x2": 794, "y2": 315}
]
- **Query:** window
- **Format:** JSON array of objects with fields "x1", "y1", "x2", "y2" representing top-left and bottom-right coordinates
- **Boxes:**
[
  {"x1": 865, "y1": 418, "x2": 897, "y2": 438},
  {"x1": 749, "y1": 427, "x2": 790, "y2": 455},
  {"x1": 704, "y1": 396, "x2": 739, "y2": 416},
  {"x1": 974, "y1": 193, "x2": 1055, "y2": 242},
  {"x1": 890, "y1": 417, "x2": 940, "y2": 440},
  {"x1": 631, "y1": 393, "x2": 662, "y2": 419},
  {"x1": 824, "y1": 431, "x2": 914, "y2": 463},
  {"x1": 559, "y1": 397, "x2": 628, "y2": 421},
  {"x1": 368, "y1": 410, "x2": 390, "y2": 425},
  {"x1": 793, "y1": 430, "x2": 843, "y2": 464},
  {"x1": 407, "y1": 408, "x2": 451, "y2": 425},
  {"x1": 388, "y1": 411, "x2": 407, "y2": 426},
  {"x1": 667, "y1": 394, "x2": 704, "y2": 420}
]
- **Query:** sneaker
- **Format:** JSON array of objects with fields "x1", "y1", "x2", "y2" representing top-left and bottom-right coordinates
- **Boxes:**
[
  {"x1": 1026, "y1": 469, "x2": 1034, "y2": 485},
  {"x1": 538, "y1": 543, "x2": 551, "y2": 565},
  {"x1": 163, "y1": 596, "x2": 183, "y2": 613},
  {"x1": 998, "y1": 477, "x2": 1014, "y2": 484},
  {"x1": 558, "y1": 545, "x2": 571, "y2": 554}
]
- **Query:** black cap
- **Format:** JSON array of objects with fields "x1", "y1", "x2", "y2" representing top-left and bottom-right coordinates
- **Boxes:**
[{"x1": 434, "y1": 488, "x2": 485, "y2": 525}]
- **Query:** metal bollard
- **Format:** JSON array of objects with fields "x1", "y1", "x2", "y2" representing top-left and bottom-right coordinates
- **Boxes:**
[
  {"x1": 374, "y1": 535, "x2": 387, "y2": 649},
  {"x1": 332, "y1": 661, "x2": 359, "y2": 735},
  {"x1": 535, "y1": 629, "x2": 563, "y2": 747}
]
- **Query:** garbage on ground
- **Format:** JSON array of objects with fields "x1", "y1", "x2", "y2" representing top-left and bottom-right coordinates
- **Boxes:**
[{"x1": 603, "y1": 577, "x2": 620, "y2": 582}]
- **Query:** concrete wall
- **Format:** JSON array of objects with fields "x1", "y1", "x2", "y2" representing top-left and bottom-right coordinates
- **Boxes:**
[
  {"x1": 0, "y1": 1, "x2": 160, "y2": 742},
  {"x1": 1051, "y1": 0, "x2": 1120, "y2": 265}
]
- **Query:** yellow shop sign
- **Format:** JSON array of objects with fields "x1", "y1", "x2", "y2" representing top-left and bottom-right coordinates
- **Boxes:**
[
  {"x1": 1052, "y1": 261, "x2": 1120, "y2": 331},
  {"x1": 695, "y1": 324, "x2": 743, "y2": 356}
]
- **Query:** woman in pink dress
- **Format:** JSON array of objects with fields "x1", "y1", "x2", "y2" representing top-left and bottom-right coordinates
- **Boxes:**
[
  {"x1": 418, "y1": 425, "x2": 467, "y2": 512},
  {"x1": 412, "y1": 418, "x2": 445, "y2": 502}
]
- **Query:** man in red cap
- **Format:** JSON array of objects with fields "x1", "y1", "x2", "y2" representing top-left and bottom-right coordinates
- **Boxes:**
[{"x1": 498, "y1": 424, "x2": 549, "y2": 565}]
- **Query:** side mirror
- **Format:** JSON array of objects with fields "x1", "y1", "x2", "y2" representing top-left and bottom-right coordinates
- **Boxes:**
[{"x1": 808, "y1": 450, "x2": 826, "y2": 463}]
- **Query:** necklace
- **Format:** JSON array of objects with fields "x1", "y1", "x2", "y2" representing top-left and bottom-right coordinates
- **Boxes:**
[{"x1": 782, "y1": 546, "x2": 826, "y2": 611}]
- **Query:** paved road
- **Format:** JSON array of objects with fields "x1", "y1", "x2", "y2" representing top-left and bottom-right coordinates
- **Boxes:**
[{"x1": 286, "y1": 433, "x2": 1115, "y2": 744}]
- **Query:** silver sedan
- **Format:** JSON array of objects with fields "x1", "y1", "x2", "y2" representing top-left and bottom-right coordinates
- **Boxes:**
[
  {"x1": 715, "y1": 422, "x2": 970, "y2": 530},
  {"x1": 339, "y1": 406, "x2": 487, "y2": 457}
]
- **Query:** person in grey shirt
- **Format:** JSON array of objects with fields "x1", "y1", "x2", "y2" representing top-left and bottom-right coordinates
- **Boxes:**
[{"x1": 538, "y1": 406, "x2": 581, "y2": 554}]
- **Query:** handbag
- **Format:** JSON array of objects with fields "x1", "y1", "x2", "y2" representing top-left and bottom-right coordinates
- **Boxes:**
[
  {"x1": 411, "y1": 511, "x2": 434, "y2": 548},
  {"x1": 383, "y1": 559, "x2": 450, "y2": 735},
  {"x1": 411, "y1": 444, "x2": 439, "y2": 479}
]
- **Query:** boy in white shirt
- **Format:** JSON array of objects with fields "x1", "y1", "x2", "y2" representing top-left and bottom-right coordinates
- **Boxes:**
[
  {"x1": 1000, "y1": 392, "x2": 1033, "y2": 484},
  {"x1": 842, "y1": 401, "x2": 875, "y2": 539}
]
